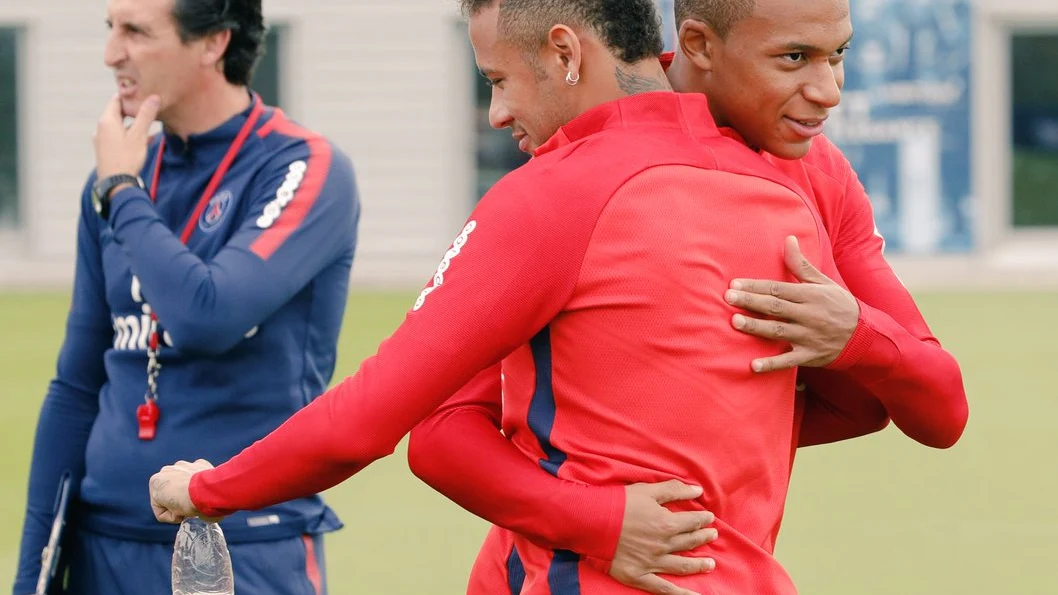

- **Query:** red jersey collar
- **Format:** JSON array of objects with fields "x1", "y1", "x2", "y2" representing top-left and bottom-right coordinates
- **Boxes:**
[
  {"x1": 534, "y1": 91, "x2": 720, "y2": 157},
  {"x1": 655, "y1": 51, "x2": 759, "y2": 152}
]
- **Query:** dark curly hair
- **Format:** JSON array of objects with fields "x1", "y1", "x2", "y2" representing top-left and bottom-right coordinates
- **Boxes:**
[
  {"x1": 172, "y1": 0, "x2": 266, "y2": 86},
  {"x1": 460, "y1": 0, "x2": 664, "y2": 64},
  {"x1": 675, "y1": 0, "x2": 756, "y2": 39}
]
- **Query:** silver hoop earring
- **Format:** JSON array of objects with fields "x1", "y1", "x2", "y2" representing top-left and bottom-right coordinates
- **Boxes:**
[{"x1": 565, "y1": 71, "x2": 580, "y2": 86}]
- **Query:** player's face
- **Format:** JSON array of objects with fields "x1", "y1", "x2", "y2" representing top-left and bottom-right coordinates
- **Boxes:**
[
  {"x1": 103, "y1": 0, "x2": 211, "y2": 119},
  {"x1": 469, "y1": 4, "x2": 570, "y2": 154},
  {"x1": 703, "y1": 0, "x2": 853, "y2": 159}
]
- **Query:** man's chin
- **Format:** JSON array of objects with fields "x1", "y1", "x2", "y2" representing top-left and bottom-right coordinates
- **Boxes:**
[
  {"x1": 766, "y1": 138, "x2": 814, "y2": 161},
  {"x1": 119, "y1": 98, "x2": 140, "y2": 119}
]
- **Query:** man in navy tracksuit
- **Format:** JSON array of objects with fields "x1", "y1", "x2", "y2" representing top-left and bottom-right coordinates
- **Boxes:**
[{"x1": 13, "y1": 1, "x2": 359, "y2": 593}]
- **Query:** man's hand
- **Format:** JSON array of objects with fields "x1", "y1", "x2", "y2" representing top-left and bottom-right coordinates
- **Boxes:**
[
  {"x1": 94, "y1": 94, "x2": 159, "y2": 180},
  {"x1": 609, "y1": 480, "x2": 718, "y2": 595},
  {"x1": 149, "y1": 459, "x2": 216, "y2": 524},
  {"x1": 725, "y1": 236, "x2": 860, "y2": 373}
]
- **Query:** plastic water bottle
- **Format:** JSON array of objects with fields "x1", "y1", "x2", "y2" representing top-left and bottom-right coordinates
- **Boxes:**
[{"x1": 171, "y1": 518, "x2": 235, "y2": 595}]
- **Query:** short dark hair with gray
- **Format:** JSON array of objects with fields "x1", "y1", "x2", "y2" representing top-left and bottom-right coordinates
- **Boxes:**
[
  {"x1": 172, "y1": 0, "x2": 266, "y2": 86},
  {"x1": 675, "y1": 0, "x2": 756, "y2": 39},
  {"x1": 460, "y1": 0, "x2": 664, "y2": 64}
]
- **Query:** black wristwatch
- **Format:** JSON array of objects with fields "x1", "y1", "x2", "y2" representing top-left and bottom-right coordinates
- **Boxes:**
[{"x1": 91, "y1": 173, "x2": 146, "y2": 220}]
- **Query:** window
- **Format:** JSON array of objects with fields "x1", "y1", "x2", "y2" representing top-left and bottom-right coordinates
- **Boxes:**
[
  {"x1": 0, "y1": 27, "x2": 19, "y2": 228},
  {"x1": 473, "y1": 62, "x2": 529, "y2": 201},
  {"x1": 252, "y1": 24, "x2": 286, "y2": 110},
  {"x1": 1011, "y1": 32, "x2": 1058, "y2": 227}
]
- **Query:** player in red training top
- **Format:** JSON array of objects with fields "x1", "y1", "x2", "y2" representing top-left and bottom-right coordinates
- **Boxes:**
[
  {"x1": 149, "y1": 1, "x2": 863, "y2": 594},
  {"x1": 406, "y1": 0, "x2": 969, "y2": 594}
]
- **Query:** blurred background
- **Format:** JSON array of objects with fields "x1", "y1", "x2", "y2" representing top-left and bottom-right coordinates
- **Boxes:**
[{"x1": 0, "y1": 0, "x2": 1056, "y2": 593}]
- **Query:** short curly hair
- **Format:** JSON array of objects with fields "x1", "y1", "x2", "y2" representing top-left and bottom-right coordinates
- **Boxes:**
[
  {"x1": 172, "y1": 0, "x2": 266, "y2": 86},
  {"x1": 675, "y1": 0, "x2": 756, "y2": 39},
  {"x1": 460, "y1": 0, "x2": 664, "y2": 64}
]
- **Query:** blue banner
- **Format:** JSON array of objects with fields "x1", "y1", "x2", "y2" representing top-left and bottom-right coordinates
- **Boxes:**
[{"x1": 828, "y1": 0, "x2": 974, "y2": 253}]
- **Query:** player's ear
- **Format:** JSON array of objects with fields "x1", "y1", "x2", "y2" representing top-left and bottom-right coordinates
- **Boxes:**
[
  {"x1": 200, "y1": 28, "x2": 232, "y2": 69},
  {"x1": 678, "y1": 18, "x2": 717, "y2": 73},
  {"x1": 545, "y1": 24, "x2": 582, "y2": 80}
]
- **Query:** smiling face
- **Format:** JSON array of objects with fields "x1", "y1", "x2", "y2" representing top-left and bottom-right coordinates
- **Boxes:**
[
  {"x1": 469, "y1": 3, "x2": 578, "y2": 154},
  {"x1": 696, "y1": 0, "x2": 853, "y2": 159}
]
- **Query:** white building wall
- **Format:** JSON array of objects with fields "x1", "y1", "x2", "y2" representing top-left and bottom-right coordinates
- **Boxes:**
[
  {"x1": 1, "y1": 0, "x2": 1057, "y2": 290},
  {"x1": 0, "y1": 0, "x2": 476, "y2": 289}
]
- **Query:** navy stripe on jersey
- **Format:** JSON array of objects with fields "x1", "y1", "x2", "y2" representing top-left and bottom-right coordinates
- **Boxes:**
[
  {"x1": 507, "y1": 545, "x2": 526, "y2": 595},
  {"x1": 527, "y1": 327, "x2": 567, "y2": 476},
  {"x1": 548, "y1": 550, "x2": 582, "y2": 595}
]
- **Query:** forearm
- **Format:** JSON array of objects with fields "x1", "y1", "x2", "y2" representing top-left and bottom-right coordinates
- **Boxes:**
[
  {"x1": 189, "y1": 183, "x2": 594, "y2": 518},
  {"x1": 797, "y1": 368, "x2": 890, "y2": 447},
  {"x1": 106, "y1": 190, "x2": 280, "y2": 352},
  {"x1": 827, "y1": 164, "x2": 969, "y2": 449},
  {"x1": 829, "y1": 300, "x2": 968, "y2": 448},
  {"x1": 189, "y1": 331, "x2": 502, "y2": 517},
  {"x1": 190, "y1": 373, "x2": 402, "y2": 516},
  {"x1": 14, "y1": 382, "x2": 98, "y2": 594},
  {"x1": 407, "y1": 374, "x2": 623, "y2": 560},
  {"x1": 106, "y1": 184, "x2": 356, "y2": 354}
]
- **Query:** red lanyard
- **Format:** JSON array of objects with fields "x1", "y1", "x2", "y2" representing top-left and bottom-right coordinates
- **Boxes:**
[{"x1": 137, "y1": 97, "x2": 265, "y2": 441}]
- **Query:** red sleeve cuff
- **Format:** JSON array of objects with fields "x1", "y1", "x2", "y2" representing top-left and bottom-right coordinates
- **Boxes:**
[
  {"x1": 188, "y1": 470, "x2": 228, "y2": 519},
  {"x1": 547, "y1": 481, "x2": 626, "y2": 561},
  {"x1": 572, "y1": 483, "x2": 625, "y2": 571},
  {"x1": 827, "y1": 299, "x2": 901, "y2": 385},
  {"x1": 593, "y1": 484, "x2": 626, "y2": 561}
]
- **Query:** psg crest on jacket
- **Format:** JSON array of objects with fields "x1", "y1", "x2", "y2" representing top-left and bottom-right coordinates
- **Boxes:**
[{"x1": 199, "y1": 189, "x2": 234, "y2": 233}]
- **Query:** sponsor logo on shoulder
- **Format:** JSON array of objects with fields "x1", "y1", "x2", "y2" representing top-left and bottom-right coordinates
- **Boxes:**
[
  {"x1": 413, "y1": 220, "x2": 477, "y2": 311},
  {"x1": 257, "y1": 160, "x2": 307, "y2": 229}
]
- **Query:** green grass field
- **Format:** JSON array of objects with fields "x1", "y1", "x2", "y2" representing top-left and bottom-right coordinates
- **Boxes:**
[{"x1": 1, "y1": 290, "x2": 1056, "y2": 594}]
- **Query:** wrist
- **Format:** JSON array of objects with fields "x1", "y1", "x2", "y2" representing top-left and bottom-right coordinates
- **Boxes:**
[
  {"x1": 110, "y1": 181, "x2": 135, "y2": 195},
  {"x1": 827, "y1": 300, "x2": 901, "y2": 383},
  {"x1": 565, "y1": 482, "x2": 625, "y2": 561},
  {"x1": 826, "y1": 301, "x2": 873, "y2": 370},
  {"x1": 92, "y1": 173, "x2": 146, "y2": 220},
  {"x1": 188, "y1": 471, "x2": 221, "y2": 519}
]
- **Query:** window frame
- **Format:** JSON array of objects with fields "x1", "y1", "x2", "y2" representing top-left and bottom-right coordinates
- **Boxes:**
[
  {"x1": 252, "y1": 22, "x2": 289, "y2": 111},
  {"x1": 0, "y1": 24, "x2": 23, "y2": 233},
  {"x1": 1008, "y1": 30, "x2": 1058, "y2": 229},
  {"x1": 974, "y1": 8, "x2": 1058, "y2": 256}
]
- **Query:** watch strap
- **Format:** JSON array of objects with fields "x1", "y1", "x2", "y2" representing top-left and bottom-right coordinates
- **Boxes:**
[{"x1": 93, "y1": 174, "x2": 145, "y2": 220}]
